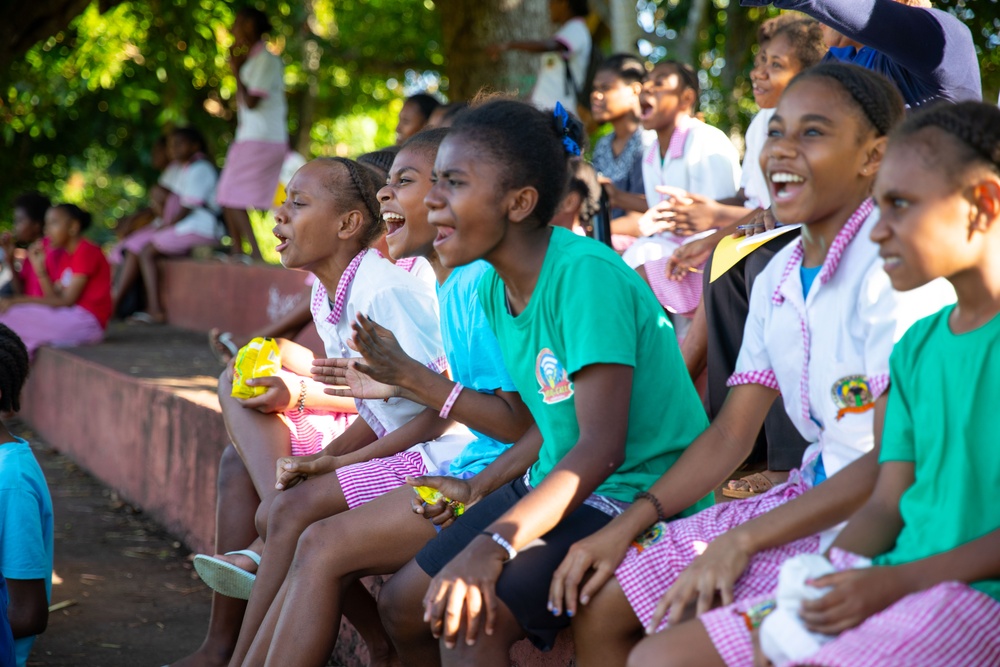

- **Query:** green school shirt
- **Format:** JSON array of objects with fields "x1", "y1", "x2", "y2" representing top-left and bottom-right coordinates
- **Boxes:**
[
  {"x1": 875, "y1": 306, "x2": 1000, "y2": 602},
  {"x1": 478, "y1": 227, "x2": 712, "y2": 514}
]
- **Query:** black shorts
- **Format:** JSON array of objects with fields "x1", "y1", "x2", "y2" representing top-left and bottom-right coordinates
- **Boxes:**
[{"x1": 415, "y1": 477, "x2": 613, "y2": 651}]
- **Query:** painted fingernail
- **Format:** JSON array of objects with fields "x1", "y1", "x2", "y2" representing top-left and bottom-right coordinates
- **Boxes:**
[
  {"x1": 546, "y1": 601, "x2": 553, "y2": 612},
  {"x1": 566, "y1": 609, "x2": 574, "y2": 618},
  {"x1": 580, "y1": 595, "x2": 589, "y2": 605}
]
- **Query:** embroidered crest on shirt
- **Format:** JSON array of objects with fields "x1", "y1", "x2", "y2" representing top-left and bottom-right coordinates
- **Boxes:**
[
  {"x1": 631, "y1": 521, "x2": 668, "y2": 553},
  {"x1": 535, "y1": 348, "x2": 574, "y2": 404},
  {"x1": 831, "y1": 375, "x2": 874, "y2": 421}
]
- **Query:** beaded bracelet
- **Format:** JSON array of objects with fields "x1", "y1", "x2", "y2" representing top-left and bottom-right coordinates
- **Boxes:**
[
  {"x1": 634, "y1": 491, "x2": 667, "y2": 522},
  {"x1": 482, "y1": 531, "x2": 517, "y2": 561},
  {"x1": 439, "y1": 382, "x2": 464, "y2": 419},
  {"x1": 296, "y1": 379, "x2": 308, "y2": 414}
]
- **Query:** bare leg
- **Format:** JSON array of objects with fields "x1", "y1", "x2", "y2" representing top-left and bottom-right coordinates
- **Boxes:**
[
  {"x1": 573, "y1": 577, "x2": 645, "y2": 667},
  {"x1": 380, "y1": 560, "x2": 441, "y2": 667},
  {"x1": 111, "y1": 252, "x2": 141, "y2": 315},
  {"x1": 223, "y1": 207, "x2": 262, "y2": 260},
  {"x1": 246, "y1": 487, "x2": 436, "y2": 667},
  {"x1": 228, "y1": 470, "x2": 353, "y2": 665},
  {"x1": 167, "y1": 446, "x2": 258, "y2": 667},
  {"x1": 627, "y1": 618, "x2": 724, "y2": 667},
  {"x1": 137, "y1": 244, "x2": 166, "y2": 321},
  {"x1": 217, "y1": 372, "x2": 294, "y2": 524},
  {"x1": 438, "y1": 595, "x2": 524, "y2": 667}
]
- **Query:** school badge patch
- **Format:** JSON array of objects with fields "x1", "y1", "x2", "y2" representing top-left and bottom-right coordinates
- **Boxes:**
[
  {"x1": 631, "y1": 521, "x2": 668, "y2": 554},
  {"x1": 831, "y1": 375, "x2": 874, "y2": 421},
  {"x1": 535, "y1": 348, "x2": 574, "y2": 404}
]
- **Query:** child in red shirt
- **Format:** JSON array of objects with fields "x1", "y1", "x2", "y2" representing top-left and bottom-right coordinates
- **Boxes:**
[{"x1": 0, "y1": 204, "x2": 111, "y2": 358}]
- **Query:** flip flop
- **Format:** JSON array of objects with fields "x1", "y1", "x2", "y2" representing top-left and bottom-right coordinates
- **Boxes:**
[
  {"x1": 193, "y1": 549, "x2": 261, "y2": 600},
  {"x1": 721, "y1": 472, "x2": 775, "y2": 499},
  {"x1": 127, "y1": 311, "x2": 165, "y2": 325},
  {"x1": 208, "y1": 330, "x2": 239, "y2": 364}
]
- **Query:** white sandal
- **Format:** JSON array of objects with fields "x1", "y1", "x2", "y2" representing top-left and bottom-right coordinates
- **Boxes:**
[{"x1": 193, "y1": 549, "x2": 261, "y2": 600}]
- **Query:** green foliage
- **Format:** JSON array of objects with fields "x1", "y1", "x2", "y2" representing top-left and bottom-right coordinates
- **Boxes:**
[{"x1": 1, "y1": 0, "x2": 442, "y2": 237}]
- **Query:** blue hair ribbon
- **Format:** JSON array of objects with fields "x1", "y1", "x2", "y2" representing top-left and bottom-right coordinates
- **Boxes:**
[{"x1": 553, "y1": 102, "x2": 581, "y2": 156}]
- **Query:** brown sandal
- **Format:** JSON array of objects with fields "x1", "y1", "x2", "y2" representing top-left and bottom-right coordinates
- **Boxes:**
[{"x1": 721, "y1": 472, "x2": 775, "y2": 499}]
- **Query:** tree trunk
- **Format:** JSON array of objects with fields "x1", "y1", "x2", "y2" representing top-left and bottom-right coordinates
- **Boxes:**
[
  {"x1": 674, "y1": 0, "x2": 709, "y2": 65},
  {"x1": 441, "y1": 0, "x2": 552, "y2": 102},
  {"x1": 609, "y1": 0, "x2": 642, "y2": 54}
]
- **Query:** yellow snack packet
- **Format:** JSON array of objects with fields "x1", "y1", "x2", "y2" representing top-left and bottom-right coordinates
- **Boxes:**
[
  {"x1": 231, "y1": 337, "x2": 282, "y2": 399},
  {"x1": 413, "y1": 486, "x2": 465, "y2": 517}
]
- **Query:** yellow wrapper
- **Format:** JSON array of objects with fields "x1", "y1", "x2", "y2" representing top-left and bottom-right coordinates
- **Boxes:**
[
  {"x1": 413, "y1": 486, "x2": 465, "y2": 516},
  {"x1": 231, "y1": 337, "x2": 282, "y2": 399}
]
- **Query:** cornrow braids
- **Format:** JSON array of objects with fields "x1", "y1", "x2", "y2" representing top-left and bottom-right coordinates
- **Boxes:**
[
  {"x1": 0, "y1": 325, "x2": 30, "y2": 413},
  {"x1": 893, "y1": 102, "x2": 1000, "y2": 182},
  {"x1": 791, "y1": 63, "x2": 904, "y2": 137},
  {"x1": 317, "y1": 157, "x2": 386, "y2": 248},
  {"x1": 358, "y1": 145, "x2": 402, "y2": 181}
]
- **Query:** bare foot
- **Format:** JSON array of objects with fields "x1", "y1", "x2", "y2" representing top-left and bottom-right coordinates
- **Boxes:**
[
  {"x1": 164, "y1": 643, "x2": 233, "y2": 667},
  {"x1": 210, "y1": 550, "x2": 259, "y2": 575},
  {"x1": 208, "y1": 329, "x2": 239, "y2": 364}
]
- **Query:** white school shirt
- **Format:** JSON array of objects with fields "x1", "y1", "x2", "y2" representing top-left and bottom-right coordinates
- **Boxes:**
[
  {"x1": 235, "y1": 43, "x2": 287, "y2": 144},
  {"x1": 741, "y1": 108, "x2": 774, "y2": 210},
  {"x1": 310, "y1": 250, "x2": 471, "y2": 470},
  {"x1": 529, "y1": 17, "x2": 591, "y2": 111},
  {"x1": 157, "y1": 161, "x2": 184, "y2": 193},
  {"x1": 729, "y1": 200, "x2": 956, "y2": 482},
  {"x1": 173, "y1": 157, "x2": 221, "y2": 238},
  {"x1": 623, "y1": 117, "x2": 742, "y2": 268}
]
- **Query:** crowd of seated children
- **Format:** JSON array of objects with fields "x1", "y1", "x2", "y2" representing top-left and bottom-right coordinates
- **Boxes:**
[{"x1": 5, "y1": 1, "x2": 974, "y2": 666}]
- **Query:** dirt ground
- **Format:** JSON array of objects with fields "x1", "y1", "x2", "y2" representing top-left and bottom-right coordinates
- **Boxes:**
[{"x1": 12, "y1": 418, "x2": 213, "y2": 667}]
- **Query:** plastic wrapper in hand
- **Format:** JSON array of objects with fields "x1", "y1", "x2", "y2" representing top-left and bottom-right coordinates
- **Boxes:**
[{"x1": 231, "y1": 337, "x2": 282, "y2": 399}]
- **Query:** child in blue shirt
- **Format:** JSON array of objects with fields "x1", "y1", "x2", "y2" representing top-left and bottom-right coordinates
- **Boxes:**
[{"x1": 0, "y1": 324, "x2": 54, "y2": 667}]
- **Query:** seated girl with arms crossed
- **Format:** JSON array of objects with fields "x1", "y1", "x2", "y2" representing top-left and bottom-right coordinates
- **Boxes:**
[
  {"x1": 224, "y1": 127, "x2": 537, "y2": 667},
  {"x1": 632, "y1": 99, "x2": 1000, "y2": 667},
  {"x1": 545, "y1": 64, "x2": 955, "y2": 667},
  {"x1": 0, "y1": 204, "x2": 111, "y2": 358},
  {"x1": 372, "y1": 98, "x2": 713, "y2": 666}
]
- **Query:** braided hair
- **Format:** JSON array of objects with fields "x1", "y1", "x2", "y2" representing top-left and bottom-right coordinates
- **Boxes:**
[
  {"x1": 447, "y1": 98, "x2": 587, "y2": 227},
  {"x1": 789, "y1": 63, "x2": 904, "y2": 139},
  {"x1": 315, "y1": 157, "x2": 386, "y2": 248},
  {"x1": 357, "y1": 145, "x2": 402, "y2": 181},
  {"x1": 0, "y1": 325, "x2": 29, "y2": 413},
  {"x1": 891, "y1": 102, "x2": 1000, "y2": 188}
]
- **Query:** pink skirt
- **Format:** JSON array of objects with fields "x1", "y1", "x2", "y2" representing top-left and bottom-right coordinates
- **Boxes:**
[
  {"x1": 114, "y1": 225, "x2": 216, "y2": 258},
  {"x1": 644, "y1": 256, "x2": 705, "y2": 315},
  {"x1": 0, "y1": 304, "x2": 103, "y2": 358},
  {"x1": 216, "y1": 140, "x2": 286, "y2": 211},
  {"x1": 616, "y1": 472, "x2": 816, "y2": 632},
  {"x1": 278, "y1": 408, "x2": 356, "y2": 458},
  {"x1": 335, "y1": 451, "x2": 428, "y2": 510},
  {"x1": 702, "y1": 582, "x2": 1000, "y2": 667}
]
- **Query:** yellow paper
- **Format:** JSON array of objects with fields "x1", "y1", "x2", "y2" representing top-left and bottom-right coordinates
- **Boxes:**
[{"x1": 709, "y1": 225, "x2": 801, "y2": 283}]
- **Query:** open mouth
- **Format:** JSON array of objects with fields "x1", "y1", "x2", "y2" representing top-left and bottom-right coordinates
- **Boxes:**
[
  {"x1": 880, "y1": 254, "x2": 902, "y2": 272},
  {"x1": 639, "y1": 98, "x2": 655, "y2": 121},
  {"x1": 769, "y1": 171, "x2": 806, "y2": 202},
  {"x1": 432, "y1": 225, "x2": 456, "y2": 247},
  {"x1": 383, "y1": 212, "x2": 406, "y2": 237},
  {"x1": 273, "y1": 229, "x2": 289, "y2": 252}
]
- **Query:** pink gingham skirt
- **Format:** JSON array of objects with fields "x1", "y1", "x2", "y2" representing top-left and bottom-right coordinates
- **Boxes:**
[
  {"x1": 335, "y1": 450, "x2": 428, "y2": 510},
  {"x1": 644, "y1": 256, "x2": 705, "y2": 315},
  {"x1": 702, "y1": 581, "x2": 1000, "y2": 667},
  {"x1": 278, "y1": 408, "x2": 355, "y2": 458},
  {"x1": 616, "y1": 472, "x2": 817, "y2": 632}
]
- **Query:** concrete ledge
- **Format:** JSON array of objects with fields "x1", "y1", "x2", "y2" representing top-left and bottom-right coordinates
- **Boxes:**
[{"x1": 21, "y1": 326, "x2": 227, "y2": 555}]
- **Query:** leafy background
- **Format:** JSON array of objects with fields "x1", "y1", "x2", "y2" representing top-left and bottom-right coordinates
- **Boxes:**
[{"x1": 1, "y1": 0, "x2": 996, "y2": 248}]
